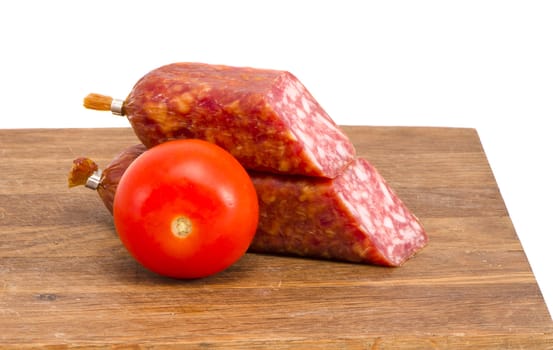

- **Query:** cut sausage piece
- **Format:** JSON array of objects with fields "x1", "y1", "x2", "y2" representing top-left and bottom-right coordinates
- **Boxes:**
[
  {"x1": 85, "y1": 62, "x2": 355, "y2": 178},
  {"x1": 250, "y1": 158, "x2": 428, "y2": 266},
  {"x1": 69, "y1": 146, "x2": 427, "y2": 266}
]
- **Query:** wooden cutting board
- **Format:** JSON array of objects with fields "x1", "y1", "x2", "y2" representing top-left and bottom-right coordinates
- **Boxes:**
[{"x1": 1, "y1": 126, "x2": 551, "y2": 349}]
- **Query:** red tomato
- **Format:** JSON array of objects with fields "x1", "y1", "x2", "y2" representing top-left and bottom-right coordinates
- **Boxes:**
[{"x1": 113, "y1": 139, "x2": 259, "y2": 279}]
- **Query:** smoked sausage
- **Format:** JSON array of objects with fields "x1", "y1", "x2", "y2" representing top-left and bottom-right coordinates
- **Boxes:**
[
  {"x1": 69, "y1": 145, "x2": 427, "y2": 266},
  {"x1": 84, "y1": 63, "x2": 355, "y2": 178}
]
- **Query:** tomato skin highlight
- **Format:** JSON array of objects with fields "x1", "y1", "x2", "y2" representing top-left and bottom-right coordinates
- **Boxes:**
[{"x1": 113, "y1": 139, "x2": 259, "y2": 279}]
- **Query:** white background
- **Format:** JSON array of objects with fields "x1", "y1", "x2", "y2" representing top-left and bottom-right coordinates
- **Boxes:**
[{"x1": 1, "y1": 1, "x2": 551, "y2": 318}]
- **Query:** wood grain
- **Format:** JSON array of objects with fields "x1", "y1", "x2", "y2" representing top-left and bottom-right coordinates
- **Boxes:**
[{"x1": 1, "y1": 126, "x2": 552, "y2": 349}]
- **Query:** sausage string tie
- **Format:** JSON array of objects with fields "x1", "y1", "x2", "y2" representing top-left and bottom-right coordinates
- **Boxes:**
[
  {"x1": 85, "y1": 170, "x2": 102, "y2": 190},
  {"x1": 83, "y1": 93, "x2": 125, "y2": 116}
]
